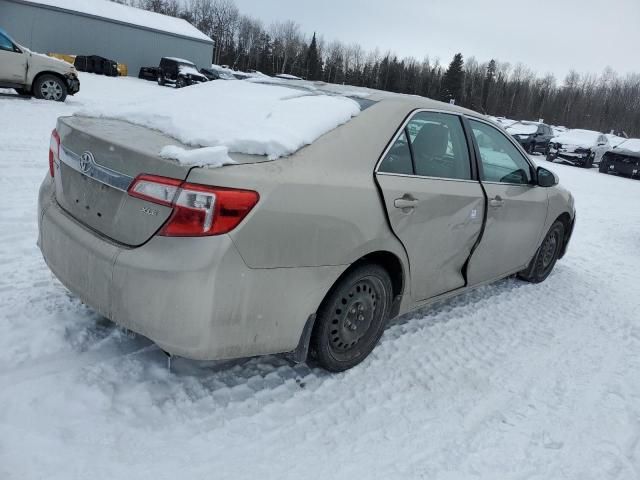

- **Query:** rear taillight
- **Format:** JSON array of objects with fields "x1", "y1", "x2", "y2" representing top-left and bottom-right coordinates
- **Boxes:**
[
  {"x1": 49, "y1": 129, "x2": 60, "y2": 177},
  {"x1": 127, "y1": 174, "x2": 259, "y2": 236}
]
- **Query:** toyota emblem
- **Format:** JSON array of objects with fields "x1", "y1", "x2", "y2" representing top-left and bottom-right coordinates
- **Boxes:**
[{"x1": 80, "y1": 151, "x2": 94, "y2": 173}]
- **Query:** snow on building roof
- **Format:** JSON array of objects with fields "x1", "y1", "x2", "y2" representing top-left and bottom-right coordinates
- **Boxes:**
[{"x1": 21, "y1": 0, "x2": 212, "y2": 42}]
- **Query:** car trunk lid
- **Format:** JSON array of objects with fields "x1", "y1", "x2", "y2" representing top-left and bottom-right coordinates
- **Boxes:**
[{"x1": 54, "y1": 116, "x2": 195, "y2": 246}]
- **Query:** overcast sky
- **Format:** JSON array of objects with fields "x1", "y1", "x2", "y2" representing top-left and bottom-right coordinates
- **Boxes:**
[{"x1": 234, "y1": 0, "x2": 639, "y2": 81}]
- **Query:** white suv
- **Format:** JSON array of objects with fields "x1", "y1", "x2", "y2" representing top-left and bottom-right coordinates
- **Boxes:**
[{"x1": 0, "y1": 28, "x2": 80, "y2": 101}]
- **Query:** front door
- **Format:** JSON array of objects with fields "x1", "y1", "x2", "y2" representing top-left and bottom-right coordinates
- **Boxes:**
[
  {"x1": 466, "y1": 118, "x2": 548, "y2": 285},
  {"x1": 0, "y1": 32, "x2": 27, "y2": 84},
  {"x1": 375, "y1": 111, "x2": 485, "y2": 302}
]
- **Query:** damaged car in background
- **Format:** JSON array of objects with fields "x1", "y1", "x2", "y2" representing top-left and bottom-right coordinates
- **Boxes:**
[
  {"x1": 546, "y1": 129, "x2": 609, "y2": 167},
  {"x1": 599, "y1": 138, "x2": 640, "y2": 178}
]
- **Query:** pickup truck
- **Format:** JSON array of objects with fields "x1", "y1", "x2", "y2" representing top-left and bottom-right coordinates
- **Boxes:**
[{"x1": 0, "y1": 27, "x2": 80, "y2": 102}]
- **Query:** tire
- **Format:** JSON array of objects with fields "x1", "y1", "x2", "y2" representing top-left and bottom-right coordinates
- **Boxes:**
[
  {"x1": 518, "y1": 221, "x2": 565, "y2": 284},
  {"x1": 310, "y1": 263, "x2": 393, "y2": 372},
  {"x1": 176, "y1": 77, "x2": 186, "y2": 88},
  {"x1": 33, "y1": 74, "x2": 67, "y2": 102},
  {"x1": 157, "y1": 76, "x2": 165, "y2": 86},
  {"x1": 599, "y1": 159, "x2": 609, "y2": 173},
  {"x1": 546, "y1": 153, "x2": 556, "y2": 162},
  {"x1": 583, "y1": 154, "x2": 594, "y2": 169}
]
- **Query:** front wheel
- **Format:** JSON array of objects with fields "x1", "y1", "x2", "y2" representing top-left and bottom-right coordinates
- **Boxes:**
[
  {"x1": 599, "y1": 159, "x2": 609, "y2": 173},
  {"x1": 518, "y1": 221, "x2": 565, "y2": 284},
  {"x1": 310, "y1": 264, "x2": 393, "y2": 372},
  {"x1": 33, "y1": 75, "x2": 67, "y2": 101},
  {"x1": 176, "y1": 77, "x2": 186, "y2": 88}
]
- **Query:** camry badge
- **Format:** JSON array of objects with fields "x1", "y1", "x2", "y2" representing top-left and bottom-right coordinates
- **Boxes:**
[{"x1": 80, "y1": 151, "x2": 95, "y2": 173}]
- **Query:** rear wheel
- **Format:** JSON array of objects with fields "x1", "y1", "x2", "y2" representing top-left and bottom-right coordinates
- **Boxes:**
[
  {"x1": 176, "y1": 77, "x2": 186, "y2": 88},
  {"x1": 518, "y1": 221, "x2": 565, "y2": 284},
  {"x1": 310, "y1": 264, "x2": 392, "y2": 372},
  {"x1": 157, "y1": 76, "x2": 165, "y2": 86},
  {"x1": 33, "y1": 75, "x2": 67, "y2": 101}
]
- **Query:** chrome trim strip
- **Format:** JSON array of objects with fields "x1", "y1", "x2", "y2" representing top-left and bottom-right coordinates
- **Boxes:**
[
  {"x1": 375, "y1": 171, "x2": 479, "y2": 184},
  {"x1": 59, "y1": 146, "x2": 134, "y2": 192}
]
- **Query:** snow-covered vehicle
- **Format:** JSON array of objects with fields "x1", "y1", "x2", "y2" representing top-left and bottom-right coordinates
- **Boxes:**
[
  {"x1": 199, "y1": 66, "x2": 237, "y2": 81},
  {"x1": 0, "y1": 27, "x2": 80, "y2": 101},
  {"x1": 505, "y1": 121, "x2": 555, "y2": 154},
  {"x1": 157, "y1": 57, "x2": 208, "y2": 88},
  {"x1": 546, "y1": 129, "x2": 610, "y2": 167},
  {"x1": 599, "y1": 138, "x2": 640, "y2": 178},
  {"x1": 38, "y1": 82, "x2": 576, "y2": 372}
]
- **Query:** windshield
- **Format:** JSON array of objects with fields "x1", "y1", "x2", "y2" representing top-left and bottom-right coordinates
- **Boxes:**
[{"x1": 507, "y1": 123, "x2": 538, "y2": 135}]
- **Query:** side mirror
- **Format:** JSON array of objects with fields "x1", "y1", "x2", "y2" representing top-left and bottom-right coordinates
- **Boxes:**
[{"x1": 537, "y1": 166, "x2": 558, "y2": 187}]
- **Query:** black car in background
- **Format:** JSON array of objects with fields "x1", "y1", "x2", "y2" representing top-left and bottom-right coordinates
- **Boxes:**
[
  {"x1": 599, "y1": 139, "x2": 640, "y2": 178},
  {"x1": 157, "y1": 57, "x2": 208, "y2": 88},
  {"x1": 505, "y1": 121, "x2": 555, "y2": 154}
]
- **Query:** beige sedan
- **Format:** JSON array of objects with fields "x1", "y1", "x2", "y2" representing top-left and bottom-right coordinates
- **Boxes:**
[{"x1": 38, "y1": 91, "x2": 575, "y2": 372}]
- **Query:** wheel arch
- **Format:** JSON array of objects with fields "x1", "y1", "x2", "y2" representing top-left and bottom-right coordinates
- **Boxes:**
[
  {"x1": 555, "y1": 211, "x2": 574, "y2": 259},
  {"x1": 289, "y1": 249, "x2": 407, "y2": 364},
  {"x1": 31, "y1": 71, "x2": 67, "y2": 93}
]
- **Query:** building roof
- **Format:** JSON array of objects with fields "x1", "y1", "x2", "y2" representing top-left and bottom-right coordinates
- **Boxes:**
[{"x1": 19, "y1": 0, "x2": 212, "y2": 42}]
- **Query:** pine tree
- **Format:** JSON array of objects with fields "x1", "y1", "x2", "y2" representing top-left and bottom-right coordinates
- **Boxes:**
[
  {"x1": 481, "y1": 59, "x2": 496, "y2": 112},
  {"x1": 441, "y1": 53, "x2": 464, "y2": 104},
  {"x1": 306, "y1": 33, "x2": 322, "y2": 81}
]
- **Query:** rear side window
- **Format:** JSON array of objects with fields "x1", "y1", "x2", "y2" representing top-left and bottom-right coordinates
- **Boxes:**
[
  {"x1": 379, "y1": 130, "x2": 413, "y2": 175},
  {"x1": 0, "y1": 33, "x2": 14, "y2": 52},
  {"x1": 469, "y1": 119, "x2": 532, "y2": 185},
  {"x1": 378, "y1": 111, "x2": 472, "y2": 180}
]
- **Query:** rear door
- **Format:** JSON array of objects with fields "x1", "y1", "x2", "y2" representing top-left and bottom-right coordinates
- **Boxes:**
[
  {"x1": 465, "y1": 117, "x2": 548, "y2": 285},
  {"x1": 0, "y1": 32, "x2": 27, "y2": 84},
  {"x1": 375, "y1": 111, "x2": 485, "y2": 302}
]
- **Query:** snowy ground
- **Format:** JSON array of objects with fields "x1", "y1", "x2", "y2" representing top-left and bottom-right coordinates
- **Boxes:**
[{"x1": 1, "y1": 74, "x2": 640, "y2": 480}]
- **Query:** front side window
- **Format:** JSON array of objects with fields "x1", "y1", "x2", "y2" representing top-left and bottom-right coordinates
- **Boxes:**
[
  {"x1": 469, "y1": 119, "x2": 532, "y2": 185},
  {"x1": 0, "y1": 33, "x2": 14, "y2": 52}
]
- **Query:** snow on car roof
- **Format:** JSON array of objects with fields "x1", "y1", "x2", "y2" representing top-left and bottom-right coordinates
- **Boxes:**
[
  {"x1": 79, "y1": 80, "x2": 361, "y2": 162},
  {"x1": 164, "y1": 57, "x2": 196, "y2": 65},
  {"x1": 506, "y1": 123, "x2": 538, "y2": 135},
  {"x1": 23, "y1": 0, "x2": 212, "y2": 42}
]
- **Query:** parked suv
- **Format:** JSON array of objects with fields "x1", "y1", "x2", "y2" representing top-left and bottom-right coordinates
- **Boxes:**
[
  {"x1": 0, "y1": 27, "x2": 80, "y2": 101},
  {"x1": 505, "y1": 121, "x2": 554, "y2": 154},
  {"x1": 157, "y1": 57, "x2": 208, "y2": 88}
]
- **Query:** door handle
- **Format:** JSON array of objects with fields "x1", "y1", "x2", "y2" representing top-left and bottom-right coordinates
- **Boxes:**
[
  {"x1": 489, "y1": 196, "x2": 505, "y2": 208},
  {"x1": 394, "y1": 196, "x2": 418, "y2": 209}
]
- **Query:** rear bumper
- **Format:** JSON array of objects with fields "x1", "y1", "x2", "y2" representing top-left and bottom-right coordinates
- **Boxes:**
[{"x1": 38, "y1": 177, "x2": 344, "y2": 360}]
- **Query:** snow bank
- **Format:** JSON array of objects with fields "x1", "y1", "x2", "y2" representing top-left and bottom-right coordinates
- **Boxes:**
[
  {"x1": 79, "y1": 81, "x2": 361, "y2": 159},
  {"x1": 24, "y1": 0, "x2": 211, "y2": 41},
  {"x1": 160, "y1": 145, "x2": 235, "y2": 167}
]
